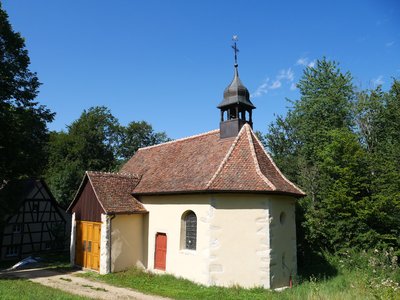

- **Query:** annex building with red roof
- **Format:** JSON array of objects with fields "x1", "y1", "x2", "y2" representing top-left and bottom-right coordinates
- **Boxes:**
[{"x1": 67, "y1": 49, "x2": 304, "y2": 289}]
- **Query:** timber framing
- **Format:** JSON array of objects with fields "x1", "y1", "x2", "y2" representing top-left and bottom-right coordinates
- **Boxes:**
[{"x1": 0, "y1": 179, "x2": 69, "y2": 260}]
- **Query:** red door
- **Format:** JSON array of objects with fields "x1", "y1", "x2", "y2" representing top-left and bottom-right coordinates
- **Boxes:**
[{"x1": 154, "y1": 233, "x2": 167, "y2": 270}]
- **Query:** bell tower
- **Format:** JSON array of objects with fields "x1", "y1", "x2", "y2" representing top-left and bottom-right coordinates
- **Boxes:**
[{"x1": 218, "y1": 36, "x2": 255, "y2": 139}]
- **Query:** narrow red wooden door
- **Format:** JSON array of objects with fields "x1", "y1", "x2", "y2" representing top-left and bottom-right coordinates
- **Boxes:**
[{"x1": 154, "y1": 233, "x2": 167, "y2": 270}]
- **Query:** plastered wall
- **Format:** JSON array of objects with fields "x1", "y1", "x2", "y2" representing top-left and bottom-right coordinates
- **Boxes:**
[
  {"x1": 209, "y1": 194, "x2": 271, "y2": 288},
  {"x1": 70, "y1": 212, "x2": 76, "y2": 266},
  {"x1": 100, "y1": 214, "x2": 110, "y2": 274},
  {"x1": 268, "y1": 196, "x2": 297, "y2": 289},
  {"x1": 141, "y1": 195, "x2": 211, "y2": 285},
  {"x1": 111, "y1": 214, "x2": 145, "y2": 272},
  {"x1": 139, "y1": 193, "x2": 297, "y2": 289}
]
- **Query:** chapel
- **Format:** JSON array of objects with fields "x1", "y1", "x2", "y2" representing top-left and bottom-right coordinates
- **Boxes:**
[{"x1": 67, "y1": 41, "x2": 305, "y2": 289}]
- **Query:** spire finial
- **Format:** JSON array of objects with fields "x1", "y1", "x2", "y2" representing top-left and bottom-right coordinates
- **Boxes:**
[{"x1": 232, "y1": 35, "x2": 239, "y2": 67}]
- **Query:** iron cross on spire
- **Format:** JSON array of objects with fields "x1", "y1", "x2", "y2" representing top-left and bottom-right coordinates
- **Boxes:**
[{"x1": 232, "y1": 35, "x2": 239, "y2": 66}]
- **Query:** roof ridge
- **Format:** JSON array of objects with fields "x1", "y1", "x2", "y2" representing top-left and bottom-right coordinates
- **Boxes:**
[
  {"x1": 138, "y1": 129, "x2": 220, "y2": 151},
  {"x1": 245, "y1": 126, "x2": 276, "y2": 190},
  {"x1": 87, "y1": 171, "x2": 140, "y2": 179},
  {"x1": 250, "y1": 130, "x2": 306, "y2": 195},
  {"x1": 206, "y1": 125, "x2": 247, "y2": 189}
]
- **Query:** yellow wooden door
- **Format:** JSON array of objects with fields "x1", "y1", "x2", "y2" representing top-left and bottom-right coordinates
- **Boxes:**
[
  {"x1": 75, "y1": 221, "x2": 83, "y2": 266},
  {"x1": 82, "y1": 222, "x2": 88, "y2": 267},
  {"x1": 75, "y1": 221, "x2": 101, "y2": 271},
  {"x1": 91, "y1": 223, "x2": 101, "y2": 271}
]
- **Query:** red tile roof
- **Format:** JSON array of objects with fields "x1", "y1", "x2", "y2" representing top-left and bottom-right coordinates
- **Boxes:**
[
  {"x1": 68, "y1": 171, "x2": 147, "y2": 214},
  {"x1": 69, "y1": 125, "x2": 304, "y2": 214},
  {"x1": 121, "y1": 124, "x2": 305, "y2": 196}
]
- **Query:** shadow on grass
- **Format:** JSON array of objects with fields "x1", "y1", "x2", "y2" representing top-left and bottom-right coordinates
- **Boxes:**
[
  {"x1": 297, "y1": 250, "x2": 338, "y2": 282},
  {"x1": 0, "y1": 250, "x2": 75, "y2": 276}
]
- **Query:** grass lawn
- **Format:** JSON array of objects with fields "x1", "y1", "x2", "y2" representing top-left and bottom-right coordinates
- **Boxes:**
[
  {"x1": 0, "y1": 251, "x2": 87, "y2": 300},
  {"x1": 0, "y1": 278, "x2": 88, "y2": 300},
  {"x1": 79, "y1": 267, "x2": 379, "y2": 300},
  {"x1": 79, "y1": 250, "x2": 400, "y2": 300}
]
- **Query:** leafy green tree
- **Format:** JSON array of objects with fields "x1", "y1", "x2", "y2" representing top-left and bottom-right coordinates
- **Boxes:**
[
  {"x1": 45, "y1": 107, "x2": 120, "y2": 207},
  {"x1": 119, "y1": 121, "x2": 169, "y2": 161},
  {"x1": 355, "y1": 81, "x2": 400, "y2": 249},
  {"x1": 45, "y1": 106, "x2": 170, "y2": 207},
  {"x1": 265, "y1": 58, "x2": 370, "y2": 253},
  {"x1": 266, "y1": 58, "x2": 400, "y2": 256},
  {"x1": 0, "y1": 3, "x2": 54, "y2": 184}
]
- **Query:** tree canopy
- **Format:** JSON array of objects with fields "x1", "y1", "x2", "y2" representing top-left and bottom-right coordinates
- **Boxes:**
[
  {"x1": 264, "y1": 58, "x2": 400, "y2": 256},
  {"x1": 0, "y1": 3, "x2": 54, "y2": 184},
  {"x1": 45, "y1": 106, "x2": 169, "y2": 207}
]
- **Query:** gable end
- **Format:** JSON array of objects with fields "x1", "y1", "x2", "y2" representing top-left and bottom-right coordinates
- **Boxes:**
[{"x1": 70, "y1": 177, "x2": 105, "y2": 222}]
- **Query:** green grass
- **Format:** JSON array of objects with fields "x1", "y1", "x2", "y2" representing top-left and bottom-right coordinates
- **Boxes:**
[
  {"x1": 0, "y1": 252, "x2": 85, "y2": 299},
  {"x1": 79, "y1": 250, "x2": 400, "y2": 300},
  {"x1": 0, "y1": 278, "x2": 88, "y2": 300}
]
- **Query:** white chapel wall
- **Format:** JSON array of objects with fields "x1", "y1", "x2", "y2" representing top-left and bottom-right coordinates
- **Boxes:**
[
  {"x1": 141, "y1": 195, "x2": 211, "y2": 285},
  {"x1": 209, "y1": 194, "x2": 271, "y2": 288},
  {"x1": 268, "y1": 196, "x2": 297, "y2": 289}
]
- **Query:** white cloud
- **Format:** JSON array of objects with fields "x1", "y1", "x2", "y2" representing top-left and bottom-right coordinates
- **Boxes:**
[
  {"x1": 385, "y1": 41, "x2": 395, "y2": 47},
  {"x1": 296, "y1": 57, "x2": 308, "y2": 66},
  {"x1": 296, "y1": 57, "x2": 316, "y2": 68},
  {"x1": 307, "y1": 60, "x2": 316, "y2": 68},
  {"x1": 277, "y1": 68, "x2": 294, "y2": 81},
  {"x1": 270, "y1": 80, "x2": 282, "y2": 89},
  {"x1": 290, "y1": 83, "x2": 297, "y2": 91},
  {"x1": 251, "y1": 68, "x2": 295, "y2": 98},
  {"x1": 252, "y1": 79, "x2": 270, "y2": 97},
  {"x1": 372, "y1": 75, "x2": 384, "y2": 86}
]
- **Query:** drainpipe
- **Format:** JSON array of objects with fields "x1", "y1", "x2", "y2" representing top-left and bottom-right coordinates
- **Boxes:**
[{"x1": 109, "y1": 214, "x2": 116, "y2": 273}]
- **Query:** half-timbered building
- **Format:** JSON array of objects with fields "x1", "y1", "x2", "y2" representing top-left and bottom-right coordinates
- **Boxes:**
[{"x1": 0, "y1": 179, "x2": 70, "y2": 260}]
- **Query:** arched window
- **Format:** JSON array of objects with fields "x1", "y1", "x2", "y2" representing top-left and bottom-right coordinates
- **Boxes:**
[{"x1": 181, "y1": 211, "x2": 197, "y2": 250}]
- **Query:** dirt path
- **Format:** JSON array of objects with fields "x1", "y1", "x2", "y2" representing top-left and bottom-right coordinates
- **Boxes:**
[{"x1": 0, "y1": 267, "x2": 171, "y2": 300}]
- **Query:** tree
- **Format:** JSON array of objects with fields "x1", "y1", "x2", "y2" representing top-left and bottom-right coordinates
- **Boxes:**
[
  {"x1": 265, "y1": 59, "x2": 400, "y2": 255},
  {"x1": 355, "y1": 80, "x2": 400, "y2": 249},
  {"x1": 265, "y1": 58, "x2": 370, "y2": 253},
  {"x1": 45, "y1": 107, "x2": 120, "y2": 207},
  {"x1": 118, "y1": 121, "x2": 170, "y2": 161},
  {"x1": 0, "y1": 3, "x2": 54, "y2": 184},
  {"x1": 45, "y1": 106, "x2": 170, "y2": 207}
]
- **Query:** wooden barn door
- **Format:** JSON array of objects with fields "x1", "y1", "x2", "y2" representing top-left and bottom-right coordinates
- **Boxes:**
[
  {"x1": 75, "y1": 221, "x2": 101, "y2": 271},
  {"x1": 154, "y1": 233, "x2": 167, "y2": 270}
]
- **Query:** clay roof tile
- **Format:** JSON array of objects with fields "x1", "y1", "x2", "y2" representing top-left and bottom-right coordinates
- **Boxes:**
[
  {"x1": 86, "y1": 171, "x2": 147, "y2": 214},
  {"x1": 121, "y1": 125, "x2": 305, "y2": 197}
]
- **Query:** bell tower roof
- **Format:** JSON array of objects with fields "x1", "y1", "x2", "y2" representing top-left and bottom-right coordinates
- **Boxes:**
[
  {"x1": 218, "y1": 36, "x2": 256, "y2": 139},
  {"x1": 218, "y1": 64, "x2": 255, "y2": 109}
]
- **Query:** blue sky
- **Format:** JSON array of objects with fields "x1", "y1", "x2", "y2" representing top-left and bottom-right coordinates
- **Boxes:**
[{"x1": 3, "y1": 0, "x2": 400, "y2": 139}]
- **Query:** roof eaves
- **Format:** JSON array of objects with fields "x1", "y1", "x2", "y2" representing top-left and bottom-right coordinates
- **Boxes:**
[
  {"x1": 133, "y1": 189, "x2": 303, "y2": 197},
  {"x1": 106, "y1": 210, "x2": 148, "y2": 215},
  {"x1": 250, "y1": 130, "x2": 306, "y2": 196}
]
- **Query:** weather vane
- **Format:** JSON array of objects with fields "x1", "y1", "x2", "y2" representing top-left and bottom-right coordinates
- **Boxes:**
[{"x1": 232, "y1": 35, "x2": 239, "y2": 66}]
